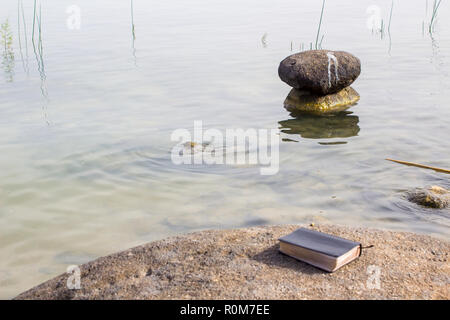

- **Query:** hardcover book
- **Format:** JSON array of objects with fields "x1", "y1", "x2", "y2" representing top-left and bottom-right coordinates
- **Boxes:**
[{"x1": 279, "y1": 228, "x2": 361, "y2": 272}]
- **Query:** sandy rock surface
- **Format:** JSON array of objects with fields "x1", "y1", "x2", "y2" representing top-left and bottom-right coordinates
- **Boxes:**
[{"x1": 15, "y1": 224, "x2": 449, "y2": 300}]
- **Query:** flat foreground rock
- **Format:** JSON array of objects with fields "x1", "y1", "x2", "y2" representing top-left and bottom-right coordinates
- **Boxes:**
[{"x1": 15, "y1": 224, "x2": 449, "y2": 300}]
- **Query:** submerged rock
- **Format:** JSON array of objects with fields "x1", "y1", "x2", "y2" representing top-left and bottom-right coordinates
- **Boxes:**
[
  {"x1": 407, "y1": 186, "x2": 450, "y2": 209},
  {"x1": 284, "y1": 86, "x2": 360, "y2": 115},
  {"x1": 179, "y1": 141, "x2": 212, "y2": 155},
  {"x1": 278, "y1": 50, "x2": 361, "y2": 95}
]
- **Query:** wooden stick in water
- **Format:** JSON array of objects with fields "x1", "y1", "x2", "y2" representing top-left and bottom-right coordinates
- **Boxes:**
[{"x1": 386, "y1": 158, "x2": 450, "y2": 174}]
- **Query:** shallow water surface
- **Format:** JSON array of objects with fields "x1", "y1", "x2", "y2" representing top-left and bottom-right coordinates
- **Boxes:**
[{"x1": 0, "y1": 0, "x2": 449, "y2": 298}]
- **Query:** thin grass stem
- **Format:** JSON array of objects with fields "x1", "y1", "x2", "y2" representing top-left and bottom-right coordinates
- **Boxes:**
[{"x1": 314, "y1": 0, "x2": 325, "y2": 50}]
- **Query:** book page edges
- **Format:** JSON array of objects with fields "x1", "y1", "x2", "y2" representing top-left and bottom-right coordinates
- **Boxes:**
[{"x1": 279, "y1": 242, "x2": 360, "y2": 272}]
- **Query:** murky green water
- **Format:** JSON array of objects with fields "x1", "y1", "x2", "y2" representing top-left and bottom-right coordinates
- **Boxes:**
[{"x1": 1, "y1": 0, "x2": 449, "y2": 298}]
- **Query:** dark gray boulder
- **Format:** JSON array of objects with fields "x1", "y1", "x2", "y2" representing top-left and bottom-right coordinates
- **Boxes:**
[{"x1": 278, "y1": 50, "x2": 361, "y2": 95}]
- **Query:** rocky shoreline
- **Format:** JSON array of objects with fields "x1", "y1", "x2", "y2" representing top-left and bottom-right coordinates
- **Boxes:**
[{"x1": 15, "y1": 224, "x2": 449, "y2": 300}]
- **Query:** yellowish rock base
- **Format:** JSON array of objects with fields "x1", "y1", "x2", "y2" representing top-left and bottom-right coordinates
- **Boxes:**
[{"x1": 284, "y1": 86, "x2": 360, "y2": 115}]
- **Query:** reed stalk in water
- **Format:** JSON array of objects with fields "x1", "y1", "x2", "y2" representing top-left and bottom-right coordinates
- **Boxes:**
[
  {"x1": 1, "y1": 19, "x2": 15, "y2": 82},
  {"x1": 32, "y1": 0, "x2": 36, "y2": 46},
  {"x1": 387, "y1": 1, "x2": 393, "y2": 54},
  {"x1": 429, "y1": 0, "x2": 442, "y2": 34},
  {"x1": 314, "y1": 0, "x2": 325, "y2": 50},
  {"x1": 387, "y1": 1, "x2": 393, "y2": 32},
  {"x1": 17, "y1": 0, "x2": 29, "y2": 74},
  {"x1": 131, "y1": 0, "x2": 137, "y2": 66},
  {"x1": 386, "y1": 158, "x2": 450, "y2": 174}
]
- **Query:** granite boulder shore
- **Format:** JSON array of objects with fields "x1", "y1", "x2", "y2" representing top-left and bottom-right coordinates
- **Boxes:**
[{"x1": 14, "y1": 224, "x2": 450, "y2": 300}]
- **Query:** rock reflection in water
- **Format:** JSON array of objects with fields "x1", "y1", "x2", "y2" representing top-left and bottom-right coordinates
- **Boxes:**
[{"x1": 279, "y1": 112, "x2": 360, "y2": 140}]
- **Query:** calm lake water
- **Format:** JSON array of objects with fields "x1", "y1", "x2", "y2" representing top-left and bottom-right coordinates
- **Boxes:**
[{"x1": 1, "y1": 0, "x2": 449, "y2": 298}]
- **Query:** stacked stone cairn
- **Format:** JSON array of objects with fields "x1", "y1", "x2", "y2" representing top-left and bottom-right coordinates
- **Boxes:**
[{"x1": 278, "y1": 50, "x2": 361, "y2": 115}]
